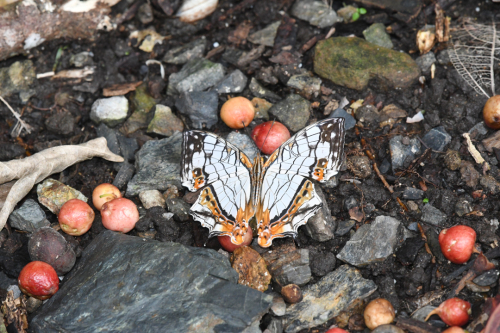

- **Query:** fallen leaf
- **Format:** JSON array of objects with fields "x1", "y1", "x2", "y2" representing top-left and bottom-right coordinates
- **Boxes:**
[
  {"x1": 103, "y1": 81, "x2": 143, "y2": 97},
  {"x1": 0, "y1": 138, "x2": 124, "y2": 231}
]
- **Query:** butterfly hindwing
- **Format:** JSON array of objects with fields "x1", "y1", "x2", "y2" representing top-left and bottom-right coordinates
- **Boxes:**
[
  {"x1": 257, "y1": 173, "x2": 322, "y2": 247},
  {"x1": 257, "y1": 118, "x2": 345, "y2": 247},
  {"x1": 181, "y1": 131, "x2": 254, "y2": 244}
]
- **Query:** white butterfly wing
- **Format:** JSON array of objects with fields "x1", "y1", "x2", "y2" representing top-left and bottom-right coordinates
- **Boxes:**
[
  {"x1": 265, "y1": 118, "x2": 345, "y2": 182},
  {"x1": 181, "y1": 131, "x2": 254, "y2": 244},
  {"x1": 257, "y1": 118, "x2": 345, "y2": 247}
]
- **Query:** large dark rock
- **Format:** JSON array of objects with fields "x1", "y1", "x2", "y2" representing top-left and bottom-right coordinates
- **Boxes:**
[{"x1": 30, "y1": 231, "x2": 272, "y2": 332}]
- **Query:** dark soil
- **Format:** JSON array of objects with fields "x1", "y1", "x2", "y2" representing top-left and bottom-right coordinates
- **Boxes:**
[{"x1": 1, "y1": 0, "x2": 500, "y2": 332}]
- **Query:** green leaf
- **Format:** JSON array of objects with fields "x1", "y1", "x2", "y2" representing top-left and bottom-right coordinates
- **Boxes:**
[
  {"x1": 423, "y1": 198, "x2": 429, "y2": 203},
  {"x1": 359, "y1": 7, "x2": 367, "y2": 14},
  {"x1": 352, "y1": 11, "x2": 360, "y2": 22},
  {"x1": 53, "y1": 47, "x2": 64, "y2": 72}
]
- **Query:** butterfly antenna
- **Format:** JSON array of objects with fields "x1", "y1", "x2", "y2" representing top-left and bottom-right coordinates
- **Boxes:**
[{"x1": 260, "y1": 120, "x2": 275, "y2": 152}]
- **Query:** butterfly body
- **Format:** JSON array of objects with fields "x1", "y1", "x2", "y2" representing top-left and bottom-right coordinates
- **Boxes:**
[{"x1": 181, "y1": 118, "x2": 345, "y2": 248}]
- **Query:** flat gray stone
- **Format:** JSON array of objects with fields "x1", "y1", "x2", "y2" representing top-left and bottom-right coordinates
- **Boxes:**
[
  {"x1": 175, "y1": 91, "x2": 219, "y2": 129},
  {"x1": 421, "y1": 204, "x2": 447, "y2": 226},
  {"x1": 416, "y1": 52, "x2": 436, "y2": 73},
  {"x1": 287, "y1": 73, "x2": 322, "y2": 98},
  {"x1": 167, "y1": 58, "x2": 225, "y2": 95},
  {"x1": 147, "y1": 105, "x2": 184, "y2": 137},
  {"x1": 126, "y1": 132, "x2": 183, "y2": 196},
  {"x1": 402, "y1": 187, "x2": 424, "y2": 200},
  {"x1": 214, "y1": 69, "x2": 248, "y2": 94},
  {"x1": 268, "y1": 94, "x2": 310, "y2": 132},
  {"x1": 8, "y1": 199, "x2": 49, "y2": 233},
  {"x1": 363, "y1": 23, "x2": 393, "y2": 49},
  {"x1": 291, "y1": 0, "x2": 342, "y2": 28},
  {"x1": 422, "y1": 126, "x2": 451, "y2": 152},
  {"x1": 165, "y1": 198, "x2": 190, "y2": 222},
  {"x1": 389, "y1": 135, "x2": 421, "y2": 171},
  {"x1": 90, "y1": 96, "x2": 129, "y2": 127},
  {"x1": 163, "y1": 38, "x2": 206, "y2": 64},
  {"x1": 283, "y1": 265, "x2": 377, "y2": 332},
  {"x1": 304, "y1": 184, "x2": 335, "y2": 242},
  {"x1": 96, "y1": 123, "x2": 138, "y2": 162},
  {"x1": 248, "y1": 21, "x2": 281, "y2": 47},
  {"x1": 329, "y1": 108, "x2": 356, "y2": 130},
  {"x1": 113, "y1": 162, "x2": 135, "y2": 190},
  {"x1": 335, "y1": 220, "x2": 356, "y2": 236},
  {"x1": 226, "y1": 132, "x2": 260, "y2": 161},
  {"x1": 262, "y1": 246, "x2": 312, "y2": 287},
  {"x1": 30, "y1": 231, "x2": 273, "y2": 333},
  {"x1": 468, "y1": 122, "x2": 489, "y2": 136},
  {"x1": 269, "y1": 294, "x2": 286, "y2": 317},
  {"x1": 337, "y1": 216, "x2": 404, "y2": 267},
  {"x1": 249, "y1": 77, "x2": 281, "y2": 102},
  {"x1": 139, "y1": 190, "x2": 166, "y2": 209}
]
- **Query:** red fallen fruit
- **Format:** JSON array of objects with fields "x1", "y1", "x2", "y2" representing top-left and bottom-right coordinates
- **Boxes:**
[
  {"x1": 251, "y1": 121, "x2": 291, "y2": 155},
  {"x1": 325, "y1": 328, "x2": 349, "y2": 333},
  {"x1": 425, "y1": 298, "x2": 471, "y2": 327},
  {"x1": 93, "y1": 183, "x2": 122, "y2": 210},
  {"x1": 218, "y1": 230, "x2": 253, "y2": 252},
  {"x1": 58, "y1": 199, "x2": 95, "y2": 236},
  {"x1": 101, "y1": 198, "x2": 139, "y2": 233},
  {"x1": 483, "y1": 95, "x2": 500, "y2": 130},
  {"x1": 439, "y1": 225, "x2": 477, "y2": 264},
  {"x1": 18, "y1": 261, "x2": 59, "y2": 300},
  {"x1": 220, "y1": 96, "x2": 255, "y2": 129}
]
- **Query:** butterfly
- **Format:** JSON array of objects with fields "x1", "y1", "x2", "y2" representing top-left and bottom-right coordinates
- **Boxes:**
[{"x1": 180, "y1": 118, "x2": 345, "y2": 248}]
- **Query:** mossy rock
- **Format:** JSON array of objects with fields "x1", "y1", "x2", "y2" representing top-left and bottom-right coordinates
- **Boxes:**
[{"x1": 314, "y1": 37, "x2": 420, "y2": 91}]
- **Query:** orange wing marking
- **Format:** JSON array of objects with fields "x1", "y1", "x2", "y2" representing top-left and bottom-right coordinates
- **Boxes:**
[
  {"x1": 263, "y1": 150, "x2": 279, "y2": 168},
  {"x1": 192, "y1": 168, "x2": 205, "y2": 189},
  {"x1": 257, "y1": 180, "x2": 315, "y2": 247},
  {"x1": 312, "y1": 158, "x2": 328, "y2": 181},
  {"x1": 240, "y1": 154, "x2": 253, "y2": 169},
  {"x1": 199, "y1": 187, "x2": 252, "y2": 245}
]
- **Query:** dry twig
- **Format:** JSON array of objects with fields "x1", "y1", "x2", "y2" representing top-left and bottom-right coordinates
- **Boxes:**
[
  {"x1": 0, "y1": 95, "x2": 33, "y2": 137},
  {"x1": 0, "y1": 138, "x2": 124, "y2": 231}
]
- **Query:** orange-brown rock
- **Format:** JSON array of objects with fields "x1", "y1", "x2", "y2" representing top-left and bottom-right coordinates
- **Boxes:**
[
  {"x1": 231, "y1": 246, "x2": 271, "y2": 292},
  {"x1": 281, "y1": 284, "x2": 303, "y2": 304}
]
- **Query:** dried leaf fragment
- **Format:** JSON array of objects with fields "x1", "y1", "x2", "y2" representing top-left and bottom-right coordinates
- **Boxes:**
[
  {"x1": 0, "y1": 138, "x2": 124, "y2": 231},
  {"x1": 103, "y1": 81, "x2": 143, "y2": 97},
  {"x1": 417, "y1": 25, "x2": 436, "y2": 54},
  {"x1": 1, "y1": 291, "x2": 28, "y2": 332},
  {"x1": 434, "y1": 4, "x2": 450, "y2": 43}
]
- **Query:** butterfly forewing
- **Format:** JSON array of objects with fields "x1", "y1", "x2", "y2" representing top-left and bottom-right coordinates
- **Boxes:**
[
  {"x1": 181, "y1": 131, "x2": 254, "y2": 244},
  {"x1": 265, "y1": 118, "x2": 345, "y2": 182},
  {"x1": 257, "y1": 118, "x2": 345, "y2": 247}
]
